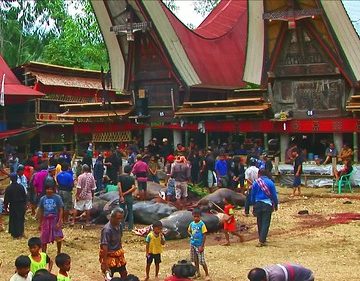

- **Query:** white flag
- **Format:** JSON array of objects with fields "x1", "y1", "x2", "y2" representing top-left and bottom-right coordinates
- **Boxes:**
[{"x1": 0, "y1": 73, "x2": 5, "y2": 107}]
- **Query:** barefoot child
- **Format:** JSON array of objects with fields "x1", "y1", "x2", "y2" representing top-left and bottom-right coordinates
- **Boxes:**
[
  {"x1": 28, "y1": 237, "x2": 53, "y2": 274},
  {"x1": 55, "y1": 253, "x2": 72, "y2": 281},
  {"x1": 222, "y1": 197, "x2": 244, "y2": 246},
  {"x1": 10, "y1": 255, "x2": 33, "y2": 281},
  {"x1": 38, "y1": 185, "x2": 64, "y2": 254},
  {"x1": 187, "y1": 209, "x2": 210, "y2": 280},
  {"x1": 145, "y1": 220, "x2": 165, "y2": 280}
]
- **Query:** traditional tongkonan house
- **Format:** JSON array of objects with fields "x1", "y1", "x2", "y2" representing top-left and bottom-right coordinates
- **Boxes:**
[
  {"x1": 91, "y1": 0, "x2": 360, "y2": 162},
  {"x1": 0, "y1": 56, "x2": 44, "y2": 157},
  {"x1": 14, "y1": 61, "x2": 137, "y2": 154}
]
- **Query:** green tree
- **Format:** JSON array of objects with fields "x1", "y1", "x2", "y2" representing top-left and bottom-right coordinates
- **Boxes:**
[
  {"x1": 193, "y1": 0, "x2": 219, "y2": 17},
  {"x1": 0, "y1": 0, "x2": 107, "y2": 70},
  {"x1": 41, "y1": 0, "x2": 107, "y2": 70},
  {"x1": 162, "y1": 0, "x2": 179, "y2": 13},
  {"x1": 0, "y1": 1, "x2": 59, "y2": 67}
]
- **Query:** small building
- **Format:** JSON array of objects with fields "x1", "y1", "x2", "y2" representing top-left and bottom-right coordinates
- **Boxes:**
[
  {"x1": 0, "y1": 56, "x2": 44, "y2": 157},
  {"x1": 14, "y1": 61, "x2": 134, "y2": 154}
]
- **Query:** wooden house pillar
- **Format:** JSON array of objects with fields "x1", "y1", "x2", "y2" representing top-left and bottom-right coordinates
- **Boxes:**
[
  {"x1": 280, "y1": 134, "x2": 289, "y2": 163},
  {"x1": 173, "y1": 130, "x2": 182, "y2": 148},
  {"x1": 353, "y1": 132, "x2": 358, "y2": 163},
  {"x1": 264, "y1": 133, "x2": 269, "y2": 152},
  {"x1": 333, "y1": 133, "x2": 343, "y2": 156},
  {"x1": 144, "y1": 127, "x2": 152, "y2": 148}
]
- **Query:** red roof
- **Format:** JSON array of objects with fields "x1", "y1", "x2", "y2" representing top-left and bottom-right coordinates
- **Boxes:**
[
  {"x1": 0, "y1": 127, "x2": 37, "y2": 140},
  {"x1": 161, "y1": 0, "x2": 248, "y2": 87},
  {"x1": 0, "y1": 56, "x2": 44, "y2": 104}
]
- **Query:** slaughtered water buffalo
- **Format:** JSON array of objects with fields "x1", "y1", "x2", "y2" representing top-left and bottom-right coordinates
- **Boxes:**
[
  {"x1": 160, "y1": 210, "x2": 221, "y2": 240},
  {"x1": 133, "y1": 201, "x2": 177, "y2": 225},
  {"x1": 145, "y1": 181, "x2": 167, "y2": 199},
  {"x1": 196, "y1": 188, "x2": 246, "y2": 211}
]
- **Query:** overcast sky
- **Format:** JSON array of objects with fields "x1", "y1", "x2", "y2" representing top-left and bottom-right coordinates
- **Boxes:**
[{"x1": 174, "y1": 0, "x2": 360, "y2": 35}]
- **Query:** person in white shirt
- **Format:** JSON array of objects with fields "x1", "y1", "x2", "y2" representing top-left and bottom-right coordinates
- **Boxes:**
[
  {"x1": 9, "y1": 255, "x2": 33, "y2": 281},
  {"x1": 244, "y1": 158, "x2": 259, "y2": 216}
]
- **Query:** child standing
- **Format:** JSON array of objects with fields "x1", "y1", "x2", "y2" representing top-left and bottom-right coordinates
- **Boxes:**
[
  {"x1": 55, "y1": 253, "x2": 72, "y2": 281},
  {"x1": 38, "y1": 185, "x2": 64, "y2": 254},
  {"x1": 187, "y1": 209, "x2": 210, "y2": 280},
  {"x1": 28, "y1": 237, "x2": 53, "y2": 274},
  {"x1": 222, "y1": 197, "x2": 244, "y2": 246},
  {"x1": 10, "y1": 255, "x2": 33, "y2": 281},
  {"x1": 144, "y1": 220, "x2": 165, "y2": 281},
  {"x1": 166, "y1": 177, "x2": 176, "y2": 202}
]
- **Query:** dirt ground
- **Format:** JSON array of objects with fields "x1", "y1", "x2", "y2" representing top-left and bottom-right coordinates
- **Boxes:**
[{"x1": 1, "y1": 186, "x2": 360, "y2": 281}]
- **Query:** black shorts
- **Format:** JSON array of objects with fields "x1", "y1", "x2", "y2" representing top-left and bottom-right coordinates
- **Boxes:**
[
  {"x1": 146, "y1": 253, "x2": 161, "y2": 265},
  {"x1": 138, "y1": 181, "x2": 147, "y2": 192},
  {"x1": 110, "y1": 265, "x2": 127, "y2": 277}
]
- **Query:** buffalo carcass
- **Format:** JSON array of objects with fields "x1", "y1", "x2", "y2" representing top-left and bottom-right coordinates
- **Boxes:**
[
  {"x1": 160, "y1": 210, "x2": 221, "y2": 240},
  {"x1": 196, "y1": 188, "x2": 245, "y2": 211}
]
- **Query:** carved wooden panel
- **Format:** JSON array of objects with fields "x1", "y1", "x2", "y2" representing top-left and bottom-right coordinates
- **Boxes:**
[
  {"x1": 275, "y1": 27, "x2": 336, "y2": 77},
  {"x1": 92, "y1": 131, "x2": 132, "y2": 143},
  {"x1": 273, "y1": 78, "x2": 344, "y2": 118}
]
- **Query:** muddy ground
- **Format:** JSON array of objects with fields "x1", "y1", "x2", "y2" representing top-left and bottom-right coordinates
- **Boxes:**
[{"x1": 1, "y1": 187, "x2": 359, "y2": 281}]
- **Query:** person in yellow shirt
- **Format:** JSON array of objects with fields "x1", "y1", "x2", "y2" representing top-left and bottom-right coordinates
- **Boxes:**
[
  {"x1": 55, "y1": 253, "x2": 71, "y2": 281},
  {"x1": 144, "y1": 220, "x2": 165, "y2": 281},
  {"x1": 28, "y1": 237, "x2": 53, "y2": 274}
]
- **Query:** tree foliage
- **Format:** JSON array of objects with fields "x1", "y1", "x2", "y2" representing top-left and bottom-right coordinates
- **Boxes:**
[
  {"x1": 0, "y1": 0, "x2": 107, "y2": 70},
  {"x1": 162, "y1": 0, "x2": 179, "y2": 13},
  {"x1": 41, "y1": 0, "x2": 107, "y2": 70},
  {"x1": 193, "y1": 0, "x2": 219, "y2": 17}
]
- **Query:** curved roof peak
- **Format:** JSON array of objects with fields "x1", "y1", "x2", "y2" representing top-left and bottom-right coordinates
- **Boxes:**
[{"x1": 195, "y1": 0, "x2": 247, "y2": 39}]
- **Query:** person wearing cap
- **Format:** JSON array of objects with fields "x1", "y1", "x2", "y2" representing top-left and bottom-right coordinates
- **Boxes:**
[
  {"x1": 74, "y1": 164, "x2": 96, "y2": 226},
  {"x1": 4, "y1": 173, "x2": 28, "y2": 238},
  {"x1": 59, "y1": 147, "x2": 71, "y2": 165},
  {"x1": 160, "y1": 138, "x2": 173, "y2": 161},
  {"x1": 48, "y1": 152, "x2": 57, "y2": 167}
]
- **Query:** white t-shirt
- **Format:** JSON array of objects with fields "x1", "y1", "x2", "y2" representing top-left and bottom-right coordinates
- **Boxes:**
[
  {"x1": 245, "y1": 166, "x2": 259, "y2": 184},
  {"x1": 9, "y1": 272, "x2": 33, "y2": 281}
]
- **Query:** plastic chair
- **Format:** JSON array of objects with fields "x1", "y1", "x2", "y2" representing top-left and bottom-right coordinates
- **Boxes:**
[{"x1": 332, "y1": 171, "x2": 353, "y2": 194}]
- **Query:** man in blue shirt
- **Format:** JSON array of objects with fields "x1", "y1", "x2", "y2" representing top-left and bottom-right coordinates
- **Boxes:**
[
  {"x1": 56, "y1": 162, "x2": 74, "y2": 225},
  {"x1": 251, "y1": 169, "x2": 278, "y2": 247},
  {"x1": 215, "y1": 154, "x2": 229, "y2": 187}
]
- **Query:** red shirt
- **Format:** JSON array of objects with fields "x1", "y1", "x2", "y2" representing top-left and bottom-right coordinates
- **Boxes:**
[{"x1": 224, "y1": 203, "x2": 235, "y2": 224}]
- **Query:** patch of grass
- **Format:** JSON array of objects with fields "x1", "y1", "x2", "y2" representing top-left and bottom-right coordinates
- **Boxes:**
[{"x1": 188, "y1": 183, "x2": 209, "y2": 197}]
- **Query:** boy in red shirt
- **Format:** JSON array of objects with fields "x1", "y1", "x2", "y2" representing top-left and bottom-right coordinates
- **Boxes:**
[{"x1": 222, "y1": 196, "x2": 244, "y2": 246}]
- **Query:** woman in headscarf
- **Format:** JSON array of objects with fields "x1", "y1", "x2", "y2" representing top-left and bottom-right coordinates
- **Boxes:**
[{"x1": 4, "y1": 173, "x2": 27, "y2": 238}]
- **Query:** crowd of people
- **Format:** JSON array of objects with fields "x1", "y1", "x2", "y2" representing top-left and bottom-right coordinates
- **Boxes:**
[{"x1": 0, "y1": 137, "x2": 327, "y2": 281}]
